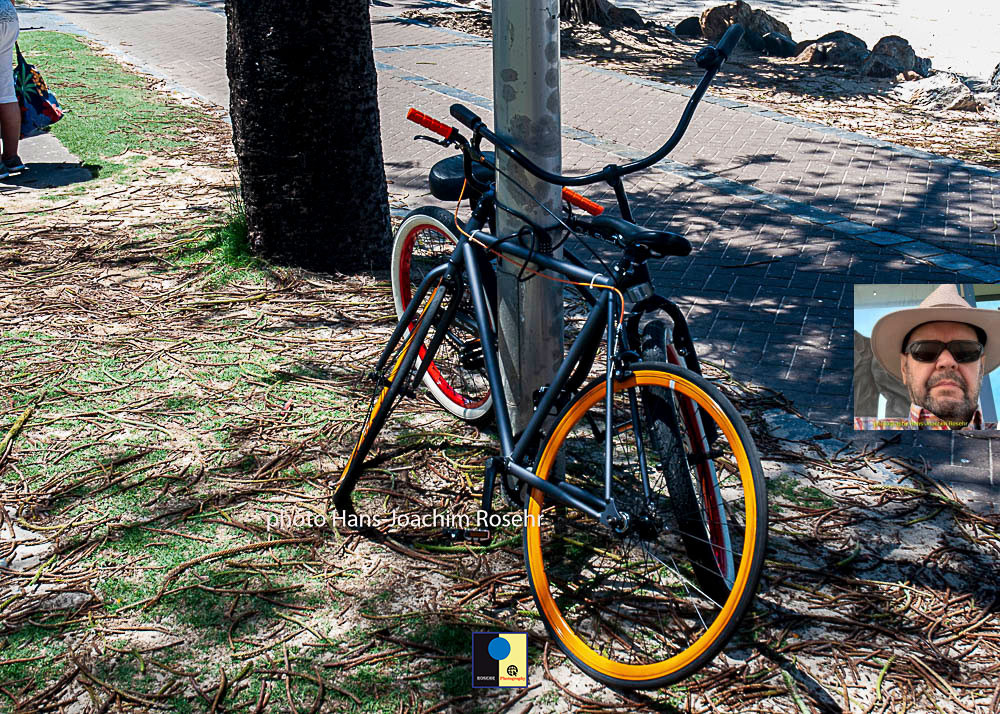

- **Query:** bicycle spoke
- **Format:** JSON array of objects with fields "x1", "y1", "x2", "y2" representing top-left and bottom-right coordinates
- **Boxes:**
[{"x1": 524, "y1": 366, "x2": 766, "y2": 687}]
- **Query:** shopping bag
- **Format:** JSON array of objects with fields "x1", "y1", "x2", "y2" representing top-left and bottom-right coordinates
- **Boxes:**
[{"x1": 13, "y1": 43, "x2": 63, "y2": 139}]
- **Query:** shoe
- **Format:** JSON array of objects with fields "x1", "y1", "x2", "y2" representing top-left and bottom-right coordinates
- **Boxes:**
[
  {"x1": 0, "y1": 165, "x2": 7, "y2": 181},
  {"x1": 2, "y1": 155, "x2": 26, "y2": 173}
]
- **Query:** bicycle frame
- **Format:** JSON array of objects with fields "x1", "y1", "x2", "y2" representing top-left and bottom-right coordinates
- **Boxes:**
[{"x1": 393, "y1": 198, "x2": 669, "y2": 535}]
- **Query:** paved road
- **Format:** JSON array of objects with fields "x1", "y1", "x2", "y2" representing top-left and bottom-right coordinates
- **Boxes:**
[{"x1": 27, "y1": 0, "x2": 1000, "y2": 502}]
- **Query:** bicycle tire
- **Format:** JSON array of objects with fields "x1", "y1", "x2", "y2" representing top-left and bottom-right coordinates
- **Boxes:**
[
  {"x1": 390, "y1": 207, "x2": 493, "y2": 422},
  {"x1": 640, "y1": 320, "x2": 734, "y2": 603},
  {"x1": 522, "y1": 363, "x2": 767, "y2": 689}
]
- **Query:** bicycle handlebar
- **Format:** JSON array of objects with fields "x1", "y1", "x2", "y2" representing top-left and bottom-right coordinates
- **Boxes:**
[
  {"x1": 448, "y1": 25, "x2": 743, "y2": 188},
  {"x1": 407, "y1": 107, "x2": 457, "y2": 141},
  {"x1": 407, "y1": 106, "x2": 606, "y2": 216},
  {"x1": 561, "y1": 188, "x2": 604, "y2": 216},
  {"x1": 716, "y1": 23, "x2": 744, "y2": 59}
]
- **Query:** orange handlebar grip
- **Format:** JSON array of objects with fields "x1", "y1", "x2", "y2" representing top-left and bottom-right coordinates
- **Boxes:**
[
  {"x1": 406, "y1": 108, "x2": 456, "y2": 140},
  {"x1": 561, "y1": 188, "x2": 604, "y2": 216}
]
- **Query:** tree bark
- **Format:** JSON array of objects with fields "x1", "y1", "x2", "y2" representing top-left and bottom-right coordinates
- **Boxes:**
[
  {"x1": 226, "y1": 0, "x2": 391, "y2": 272},
  {"x1": 560, "y1": 0, "x2": 643, "y2": 26}
]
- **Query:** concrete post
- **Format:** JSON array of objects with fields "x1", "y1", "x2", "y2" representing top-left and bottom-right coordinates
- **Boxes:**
[{"x1": 492, "y1": 0, "x2": 563, "y2": 432}]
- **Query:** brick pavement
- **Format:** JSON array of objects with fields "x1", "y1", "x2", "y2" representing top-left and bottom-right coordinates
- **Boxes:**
[
  {"x1": 29, "y1": 0, "x2": 1000, "y2": 498},
  {"x1": 27, "y1": 0, "x2": 228, "y2": 108}
]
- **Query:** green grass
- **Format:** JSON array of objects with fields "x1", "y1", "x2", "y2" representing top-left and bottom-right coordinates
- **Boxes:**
[
  {"x1": 0, "y1": 626, "x2": 70, "y2": 691},
  {"x1": 769, "y1": 473, "x2": 835, "y2": 510},
  {"x1": 15, "y1": 31, "x2": 205, "y2": 180},
  {"x1": 170, "y1": 196, "x2": 271, "y2": 285}
]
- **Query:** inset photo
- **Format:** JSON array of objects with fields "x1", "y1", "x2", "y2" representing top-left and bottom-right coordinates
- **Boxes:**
[{"x1": 854, "y1": 284, "x2": 1000, "y2": 430}]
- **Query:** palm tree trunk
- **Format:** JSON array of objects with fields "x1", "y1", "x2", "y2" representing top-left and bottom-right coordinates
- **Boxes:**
[{"x1": 226, "y1": 0, "x2": 390, "y2": 272}]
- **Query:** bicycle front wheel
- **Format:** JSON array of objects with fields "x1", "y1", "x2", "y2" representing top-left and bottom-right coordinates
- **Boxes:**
[
  {"x1": 391, "y1": 207, "x2": 492, "y2": 422},
  {"x1": 523, "y1": 363, "x2": 767, "y2": 689}
]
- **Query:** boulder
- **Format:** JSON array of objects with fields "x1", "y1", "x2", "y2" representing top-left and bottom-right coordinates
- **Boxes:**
[
  {"x1": 700, "y1": 1, "x2": 752, "y2": 42},
  {"x1": 675, "y1": 16, "x2": 702, "y2": 37},
  {"x1": 861, "y1": 35, "x2": 931, "y2": 78},
  {"x1": 748, "y1": 7, "x2": 790, "y2": 39},
  {"x1": 991, "y1": 61, "x2": 1000, "y2": 89},
  {"x1": 763, "y1": 31, "x2": 797, "y2": 58},
  {"x1": 795, "y1": 31, "x2": 869, "y2": 67},
  {"x1": 893, "y1": 72, "x2": 981, "y2": 111}
]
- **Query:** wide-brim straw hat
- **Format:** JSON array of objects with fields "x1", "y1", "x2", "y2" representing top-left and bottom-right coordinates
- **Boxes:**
[{"x1": 870, "y1": 283, "x2": 1000, "y2": 382}]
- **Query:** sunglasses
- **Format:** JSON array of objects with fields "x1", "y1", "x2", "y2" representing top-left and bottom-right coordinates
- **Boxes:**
[{"x1": 905, "y1": 340, "x2": 984, "y2": 364}]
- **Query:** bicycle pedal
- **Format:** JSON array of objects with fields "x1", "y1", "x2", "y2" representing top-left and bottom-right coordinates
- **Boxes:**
[{"x1": 443, "y1": 527, "x2": 492, "y2": 544}]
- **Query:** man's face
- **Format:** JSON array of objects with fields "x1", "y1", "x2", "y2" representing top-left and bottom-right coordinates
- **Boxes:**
[{"x1": 899, "y1": 321, "x2": 985, "y2": 426}]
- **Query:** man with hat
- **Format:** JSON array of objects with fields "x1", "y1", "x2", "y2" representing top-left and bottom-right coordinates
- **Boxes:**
[{"x1": 855, "y1": 284, "x2": 1000, "y2": 430}]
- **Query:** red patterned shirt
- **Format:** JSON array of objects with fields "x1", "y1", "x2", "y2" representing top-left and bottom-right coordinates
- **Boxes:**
[{"x1": 854, "y1": 403, "x2": 995, "y2": 430}]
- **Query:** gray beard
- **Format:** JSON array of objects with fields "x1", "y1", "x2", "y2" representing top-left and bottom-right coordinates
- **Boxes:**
[
  {"x1": 908, "y1": 369, "x2": 979, "y2": 425},
  {"x1": 920, "y1": 391, "x2": 976, "y2": 425}
]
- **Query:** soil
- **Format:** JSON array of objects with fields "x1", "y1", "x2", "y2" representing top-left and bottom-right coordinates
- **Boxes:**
[
  {"x1": 2, "y1": 29, "x2": 1000, "y2": 714},
  {"x1": 403, "y1": 9, "x2": 1000, "y2": 170}
]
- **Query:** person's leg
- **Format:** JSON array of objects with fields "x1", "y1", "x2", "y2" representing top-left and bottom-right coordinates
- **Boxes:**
[
  {"x1": 0, "y1": 102, "x2": 19, "y2": 161},
  {"x1": 0, "y1": 14, "x2": 19, "y2": 163}
]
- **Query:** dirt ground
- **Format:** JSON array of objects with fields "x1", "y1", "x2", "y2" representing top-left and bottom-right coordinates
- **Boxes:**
[
  {"x1": 404, "y1": 9, "x2": 1000, "y2": 170},
  {"x1": 1, "y1": 33, "x2": 1000, "y2": 714}
]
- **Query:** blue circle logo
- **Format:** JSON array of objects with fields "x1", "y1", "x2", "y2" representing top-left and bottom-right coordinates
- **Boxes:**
[{"x1": 487, "y1": 636, "x2": 511, "y2": 660}]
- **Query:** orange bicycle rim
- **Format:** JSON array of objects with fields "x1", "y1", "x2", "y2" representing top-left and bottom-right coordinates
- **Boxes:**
[{"x1": 524, "y1": 369, "x2": 760, "y2": 682}]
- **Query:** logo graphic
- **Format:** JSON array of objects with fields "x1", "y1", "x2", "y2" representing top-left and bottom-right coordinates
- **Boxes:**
[{"x1": 472, "y1": 632, "x2": 527, "y2": 688}]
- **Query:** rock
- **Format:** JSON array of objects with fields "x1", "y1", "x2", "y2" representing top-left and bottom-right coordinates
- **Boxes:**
[
  {"x1": 762, "y1": 31, "x2": 797, "y2": 58},
  {"x1": 742, "y1": 29, "x2": 765, "y2": 52},
  {"x1": 893, "y1": 72, "x2": 981, "y2": 111},
  {"x1": 794, "y1": 38, "x2": 816, "y2": 55},
  {"x1": 700, "y1": 0, "x2": 752, "y2": 42},
  {"x1": 609, "y1": 5, "x2": 645, "y2": 28},
  {"x1": 748, "y1": 7, "x2": 790, "y2": 39},
  {"x1": 861, "y1": 35, "x2": 932, "y2": 78},
  {"x1": 896, "y1": 70, "x2": 922, "y2": 82},
  {"x1": 991, "y1": 61, "x2": 1000, "y2": 89},
  {"x1": 977, "y1": 92, "x2": 1000, "y2": 115},
  {"x1": 795, "y1": 30, "x2": 869, "y2": 67},
  {"x1": 675, "y1": 16, "x2": 702, "y2": 37}
]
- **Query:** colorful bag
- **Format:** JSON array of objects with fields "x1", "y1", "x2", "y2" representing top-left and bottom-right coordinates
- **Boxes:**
[{"x1": 13, "y1": 43, "x2": 63, "y2": 139}]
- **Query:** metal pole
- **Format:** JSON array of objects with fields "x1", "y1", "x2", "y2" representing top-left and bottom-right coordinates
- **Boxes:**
[{"x1": 492, "y1": 0, "x2": 563, "y2": 432}]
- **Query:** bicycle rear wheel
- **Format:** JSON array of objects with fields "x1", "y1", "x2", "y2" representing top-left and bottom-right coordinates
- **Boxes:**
[
  {"x1": 523, "y1": 363, "x2": 766, "y2": 689},
  {"x1": 391, "y1": 207, "x2": 492, "y2": 422}
]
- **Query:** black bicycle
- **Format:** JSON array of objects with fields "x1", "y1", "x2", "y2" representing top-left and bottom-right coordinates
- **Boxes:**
[{"x1": 335, "y1": 24, "x2": 767, "y2": 689}]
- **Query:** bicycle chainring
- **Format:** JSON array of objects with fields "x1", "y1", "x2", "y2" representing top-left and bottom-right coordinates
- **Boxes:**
[{"x1": 500, "y1": 470, "x2": 525, "y2": 508}]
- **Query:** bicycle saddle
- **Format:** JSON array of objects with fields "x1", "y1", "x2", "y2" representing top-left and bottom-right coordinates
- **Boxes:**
[
  {"x1": 429, "y1": 152, "x2": 495, "y2": 201},
  {"x1": 589, "y1": 215, "x2": 692, "y2": 258}
]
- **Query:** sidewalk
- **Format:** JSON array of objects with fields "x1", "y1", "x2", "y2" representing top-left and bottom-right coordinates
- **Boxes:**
[{"x1": 30, "y1": 0, "x2": 1000, "y2": 503}]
